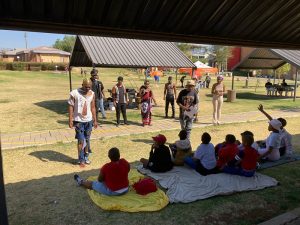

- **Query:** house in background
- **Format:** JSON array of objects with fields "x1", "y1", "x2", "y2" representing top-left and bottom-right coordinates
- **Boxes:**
[
  {"x1": 16, "y1": 46, "x2": 70, "y2": 63},
  {"x1": 0, "y1": 46, "x2": 70, "y2": 63},
  {"x1": 1, "y1": 48, "x2": 26, "y2": 62}
]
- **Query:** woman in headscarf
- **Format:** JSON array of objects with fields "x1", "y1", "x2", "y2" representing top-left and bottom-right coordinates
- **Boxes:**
[
  {"x1": 139, "y1": 80, "x2": 157, "y2": 126},
  {"x1": 211, "y1": 75, "x2": 225, "y2": 125}
]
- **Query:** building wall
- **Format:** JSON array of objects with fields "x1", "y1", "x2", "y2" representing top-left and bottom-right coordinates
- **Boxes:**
[
  {"x1": 2, "y1": 56, "x2": 15, "y2": 62},
  {"x1": 37, "y1": 54, "x2": 69, "y2": 63}
]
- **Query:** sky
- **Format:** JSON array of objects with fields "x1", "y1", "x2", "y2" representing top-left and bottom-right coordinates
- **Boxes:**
[{"x1": 0, "y1": 30, "x2": 66, "y2": 49}]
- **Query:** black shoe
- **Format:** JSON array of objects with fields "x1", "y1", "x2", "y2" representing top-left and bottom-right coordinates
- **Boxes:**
[
  {"x1": 171, "y1": 115, "x2": 175, "y2": 118},
  {"x1": 165, "y1": 115, "x2": 168, "y2": 118},
  {"x1": 124, "y1": 122, "x2": 129, "y2": 125},
  {"x1": 116, "y1": 123, "x2": 120, "y2": 127}
]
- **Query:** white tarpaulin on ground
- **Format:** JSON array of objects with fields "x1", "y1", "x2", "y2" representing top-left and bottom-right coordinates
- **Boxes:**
[{"x1": 137, "y1": 165, "x2": 278, "y2": 203}]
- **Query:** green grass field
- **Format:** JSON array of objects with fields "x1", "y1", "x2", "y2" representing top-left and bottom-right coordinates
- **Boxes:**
[
  {"x1": 1, "y1": 69, "x2": 300, "y2": 225},
  {"x1": 0, "y1": 69, "x2": 299, "y2": 133}
]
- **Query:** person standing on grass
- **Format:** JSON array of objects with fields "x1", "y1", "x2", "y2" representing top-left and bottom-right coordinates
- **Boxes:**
[
  {"x1": 74, "y1": 147, "x2": 130, "y2": 196},
  {"x1": 68, "y1": 78, "x2": 98, "y2": 167},
  {"x1": 164, "y1": 76, "x2": 176, "y2": 118},
  {"x1": 112, "y1": 76, "x2": 129, "y2": 127},
  {"x1": 176, "y1": 80, "x2": 198, "y2": 139},
  {"x1": 211, "y1": 75, "x2": 225, "y2": 125},
  {"x1": 139, "y1": 80, "x2": 157, "y2": 126},
  {"x1": 90, "y1": 69, "x2": 101, "y2": 123}
]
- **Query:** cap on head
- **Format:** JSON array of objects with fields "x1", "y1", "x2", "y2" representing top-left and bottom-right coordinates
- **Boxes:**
[
  {"x1": 152, "y1": 134, "x2": 167, "y2": 145},
  {"x1": 185, "y1": 80, "x2": 195, "y2": 87},
  {"x1": 168, "y1": 76, "x2": 172, "y2": 80},
  {"x1": 118, "y1": 76, "x2": 123, "y2": 81},
  {"x1": 217, "y1": 75, "x2": 224, "y2": 81},
  {"x1": 269, "y1": 119, "x2": 282, "y2": 131}
]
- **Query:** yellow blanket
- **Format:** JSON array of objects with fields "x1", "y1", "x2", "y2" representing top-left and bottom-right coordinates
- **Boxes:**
[{"x1": 87, "y1": 169, "x2": 169, "y2": 212}]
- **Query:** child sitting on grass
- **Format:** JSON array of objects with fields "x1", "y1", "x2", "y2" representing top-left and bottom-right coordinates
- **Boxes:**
[
  {"x1": 74, "y1": 147, "x2": 130, "y2": 196},
  {"x1": 185, "y1": 132, "x2": 217, "y2": 175},
  {"x1": 140, "y1": 134, "x2": 173, "y2": 172},
  {"x1": 258, "y1": 119, "x2": 282, "y2": 161},
  {"x1": 169, "y1": 130, "x2": 192, "y2": 166},
  {"x1": 216, "y1": 134, "x2": 238, "y2": 171},
  {"x1": 258, "y1": 104, "x2": 293, "y2": 156},
  {"x1": 223, "y1": 134, "x2": 259, "y2": 177}
]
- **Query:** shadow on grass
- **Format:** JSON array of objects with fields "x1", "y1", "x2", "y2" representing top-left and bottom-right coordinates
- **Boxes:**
[
  {"x1": 131, "y1": 139, "x2": 154, "y2": 145},
  {"x1": 29, "y1": 150, "x2": 76, "y2": 164},
  {"x1": 35, "y1": 100, "x2": 68, "y2": 115},
  {"x1": 236, "y1": 92, "x2": 296, "y2": 100}
]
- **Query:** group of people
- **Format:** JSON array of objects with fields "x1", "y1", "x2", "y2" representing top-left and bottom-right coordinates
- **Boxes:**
[
  {"x1": 67, "y1": 69, "x2": 227, "y2": 166},
  {"x1": 74, "y1": 103, "x2": 293, "y2": 196}
]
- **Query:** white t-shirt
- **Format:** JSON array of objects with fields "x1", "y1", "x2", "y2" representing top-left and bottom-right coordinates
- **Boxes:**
[
  {"x1": 68, "y1": 88, "x2": 94, "y2": 122},
  {"x1": 193, "y1": 143, "x2": 216, "y2": 170},
  {"x1": 280, "y1": 128, "x2": 293, "y2": 155},
  {"x1": 265, "y1": 132, "x2": 281, "y2": 161}
]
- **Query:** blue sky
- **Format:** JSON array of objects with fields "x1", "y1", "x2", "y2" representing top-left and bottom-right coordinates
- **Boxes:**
[{"x1": 0, "y1": 30, "x2": 67, "y2": 49}]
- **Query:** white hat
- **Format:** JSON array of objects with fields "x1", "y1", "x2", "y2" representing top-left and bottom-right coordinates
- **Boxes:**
[{"x1": 269, "y1": 119, "x2": 282, "y2": 131}]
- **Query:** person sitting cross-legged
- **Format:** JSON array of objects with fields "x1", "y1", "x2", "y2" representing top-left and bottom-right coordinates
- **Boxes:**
[
  {"x1": 74, "y1": 147, "x2": 130, "y2": 196},
  {"x1": 185, "y1": 132, "x2": 217, "y2": 176},
  {"x1": 222, "y1": 134, "x2": 259, "y2": 177},
  {"x1": 169, "y1": 130, "x2": 192, "y2": 166},
  {"x1": 140, "y1": 134, "x2": 173, "y2": 173}
]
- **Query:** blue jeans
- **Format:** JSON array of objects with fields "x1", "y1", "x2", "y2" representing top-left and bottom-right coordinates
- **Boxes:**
[
  {"x1": 92, "y1": 181, "x2": 128, "y2": 196},
  {"x1": 180, "y1": 117, "x2": 193, "y2": 139},
  {"x1": 99, "y1": 98, "x2": 106, "y2": 118},
  {"x1": 222, "y1": 166, "x2": 255, "y2": 177},
  {"x1": 74, "y1": 121, "x2": 93, "y2": 162}
]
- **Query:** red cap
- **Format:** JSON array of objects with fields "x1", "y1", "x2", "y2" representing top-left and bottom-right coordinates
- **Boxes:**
[{"x1": 152, "y1": 134, "x2": 167, "y2": 144}]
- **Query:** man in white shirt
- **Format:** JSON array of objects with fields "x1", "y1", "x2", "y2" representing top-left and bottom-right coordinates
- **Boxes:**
[{"x1": 68, "y1": 78, "x2": 98, "y2": 167}]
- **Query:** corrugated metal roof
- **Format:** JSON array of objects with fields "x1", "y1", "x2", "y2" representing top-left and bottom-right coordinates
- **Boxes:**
[
  {"x1": 232, "y1": 48, "x2": 300, "y2": 70},
  {"x1": 1, "y1": 0, "x2": 300, "y2": 49},
  {"x1": 70, "y1": 36, "x2": 195, "y2": 68}
]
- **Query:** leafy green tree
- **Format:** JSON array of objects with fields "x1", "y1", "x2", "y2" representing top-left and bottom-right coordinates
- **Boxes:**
[
  {"x1": 53, "y1": 35, "x2": 76, "y2": 53},
  {"x1": 276, "y1": 63, "x2": 291, "y2": 79},
  {"x1": 210, "y1": 45, "x2": 233, "y2": 71},
  {"x1": 176, "y1": 43, "x2": 193, "y2": 58}
]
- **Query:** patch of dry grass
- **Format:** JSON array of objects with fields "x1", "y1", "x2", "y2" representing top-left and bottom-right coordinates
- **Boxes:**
[{"x1": 3, "y1": 117, "x2": 300, "y2": 225}]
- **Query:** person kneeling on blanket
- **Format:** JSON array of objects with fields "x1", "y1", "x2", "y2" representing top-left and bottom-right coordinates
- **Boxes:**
[
  {"x1": 222, "y1": 134, "x2": 259, "y2": 177},
  {"x1": 140, "y1": 134, "x2": 173, "y2": 172},
  {"x1": 74, "y1": 147, "x2": 130, "y2": 196}
]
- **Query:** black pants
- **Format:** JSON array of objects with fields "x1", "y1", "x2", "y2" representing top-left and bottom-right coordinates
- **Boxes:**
[
  {"x1": 206, "y1": 81, "x2": 210, "y2": 88},
  {"x1": 116, "y1": 103, "x2": 127, "y2": 124},
  {"x1": 165, "y1": 95, "x2": 175, "y2": 117}
]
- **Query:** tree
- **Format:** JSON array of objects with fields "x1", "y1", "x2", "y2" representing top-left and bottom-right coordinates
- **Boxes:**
[
  {"x1": 276, "y1": 63, "x2": 291, "y2": 79},
  {"x1": 176, "y1": 43, "x2": 193, "y2": 58},
  {"x1": 210, "y1": 45, "x2": 233, "y2": 72},
  {"x1": 53, "y1": 35, "x2": 76, "y2": 53}
]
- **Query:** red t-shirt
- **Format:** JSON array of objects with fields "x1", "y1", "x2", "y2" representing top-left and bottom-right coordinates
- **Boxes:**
[
  {"x1": 217, "y1": 143, "x2": 238, "y2": 168},
  {"x1": 100, "y1": 158, "x2": 130, "y2": 191},
  {"x1": 240, "y1": 146, "x2": 259, "y2": 171}
]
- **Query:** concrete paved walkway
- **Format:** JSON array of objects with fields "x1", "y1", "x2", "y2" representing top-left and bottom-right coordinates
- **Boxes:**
[{"x1": 1, "y1": 109, "x2": 299, "y2": 150}]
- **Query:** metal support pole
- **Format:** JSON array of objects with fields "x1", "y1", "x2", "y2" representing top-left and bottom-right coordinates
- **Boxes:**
[
  {"x1": 293, "y1": 70, "x2": 298, "y2": 102},
  {"x1": 232, "y1": 74, "x2": 235, "y2": 90},
  {"x1": 68, "y1": 67, "x2": 72, "y2": 92},
  {"x1": 0, "y1": 136, "x2": 9, "y2": 225},
  {"x1": 273, "y1": 69, "x2": 276, "y2": 84},
  {"x1": 175, "y1": 68, "x2": 178, "y2": 86}
]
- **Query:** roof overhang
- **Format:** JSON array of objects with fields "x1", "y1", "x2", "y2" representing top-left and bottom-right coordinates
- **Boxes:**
[
  {"x1": 70, "y1": 36, "x2": 196, "y2": 68},
  {"x1": 1, "y1": 0, "x2": 300, "y2": 49},
  {"x1": 232, "y1": 48, "x2": 300, "y2": 71}
]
